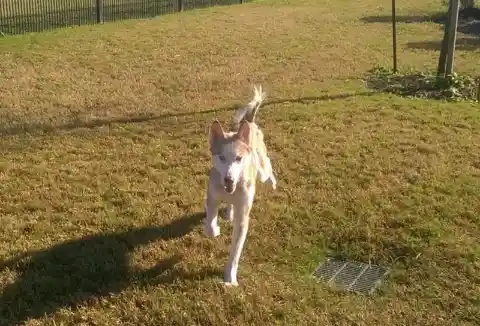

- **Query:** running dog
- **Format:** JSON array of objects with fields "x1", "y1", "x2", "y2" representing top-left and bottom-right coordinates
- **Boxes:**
[{"x1": 204, "y1": 85, "x2": 277, "y2": 286}]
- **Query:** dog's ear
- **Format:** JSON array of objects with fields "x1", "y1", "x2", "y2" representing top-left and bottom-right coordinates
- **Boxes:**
[
  {"x1": 209, "y1": 120, "x2": 225, "y2": 147},
  {"x1": 236, "y1": 120, "x2": 251, "y2": 143}
]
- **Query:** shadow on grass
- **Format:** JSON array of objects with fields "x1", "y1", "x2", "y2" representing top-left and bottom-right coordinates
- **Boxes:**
[
  {"x1": 407, "y1": 37, "x2": 480, "y2": 51},
  {"x1": 0, "y1": 212, "x2": 209, "y2": 325},
  {"x1": 0, "y1": 92, "x2": 375, "y2": 137},
  {"x1": 360, "y1": 12, "x2": 445, "y2": 24},
  {"x1": 361, "y1": 9, "x2": 480, "y2": 36}
]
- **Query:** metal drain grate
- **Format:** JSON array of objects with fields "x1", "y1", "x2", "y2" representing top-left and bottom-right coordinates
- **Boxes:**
[{"x1": 312, "y1": 257, "x2": 389, "y2": 295}]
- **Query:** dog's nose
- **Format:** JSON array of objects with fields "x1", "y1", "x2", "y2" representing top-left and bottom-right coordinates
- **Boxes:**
[{"x1": 224, "y1": 177, "x2": 235, "y2": 193}]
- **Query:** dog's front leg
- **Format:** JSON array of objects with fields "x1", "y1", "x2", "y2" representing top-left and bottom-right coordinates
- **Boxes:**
[
  {"x1": 224, "y1": 186, "x2": 255, "y2": 286},
  {"x1": 204, "y1": 191, "x2": 221, "y2": 238}
]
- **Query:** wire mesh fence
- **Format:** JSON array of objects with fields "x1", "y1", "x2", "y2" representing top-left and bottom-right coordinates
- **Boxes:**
[{"x1": 0, "y1": 0, "x2": 243, "y2": 35}]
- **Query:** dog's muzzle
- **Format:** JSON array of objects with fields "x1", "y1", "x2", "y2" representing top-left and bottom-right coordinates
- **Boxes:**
[{"x1": 224, "y1": 177, "x2": 235, "y2": 193}]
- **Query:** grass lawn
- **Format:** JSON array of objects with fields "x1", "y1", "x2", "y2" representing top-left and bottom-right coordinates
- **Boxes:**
[{"x1": 0, "y1": 0, "x2": 479, "y2": 325}]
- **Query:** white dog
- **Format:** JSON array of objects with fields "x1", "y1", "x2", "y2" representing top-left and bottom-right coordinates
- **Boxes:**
[{"x1": 204, "y1": 85, "x2": 277, "y2": 286}]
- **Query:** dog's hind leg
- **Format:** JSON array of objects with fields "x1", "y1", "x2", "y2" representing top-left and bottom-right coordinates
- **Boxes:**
[
  {"x1": 224, "y1": 187, "x2": 255, "y2": 286},
  {"x1": 204, "y1": 193, "x2": 221, "y2": 238}
]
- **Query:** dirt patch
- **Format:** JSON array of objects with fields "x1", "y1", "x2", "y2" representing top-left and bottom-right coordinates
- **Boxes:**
[{"x1": 365, "y1": 67, "x2": 480, "y2": 101}]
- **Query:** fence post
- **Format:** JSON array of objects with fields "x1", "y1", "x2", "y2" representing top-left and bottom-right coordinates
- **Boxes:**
[
  {"x1": 96, "y1": 0, "x2": 104, "y2": 23},
  {"x1": 391, "y1": 0, "x2": 397, "y2": 73},
  {"x1": 178, "y1": 0, "x2": 184, "y2": 12}
]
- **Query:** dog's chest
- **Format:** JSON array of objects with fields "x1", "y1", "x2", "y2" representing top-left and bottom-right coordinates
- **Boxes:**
[{"x1": 241, "y1": 160, "x2": 257, "y2": 184}]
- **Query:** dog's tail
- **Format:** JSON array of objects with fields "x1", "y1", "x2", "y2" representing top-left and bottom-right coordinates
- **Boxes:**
[{"x1": 233, "y1": 85, "x2": 267, "y2": 126}]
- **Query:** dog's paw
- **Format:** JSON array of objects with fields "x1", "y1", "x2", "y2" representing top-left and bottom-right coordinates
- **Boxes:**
[
  {"x1": 223, "y1": 273, "x2": 238, "y2": 287},
  {"x1": 270, "y1": 175, "x2": 277, "y2": 190},
  {"x1": 221, "y1": 281, "x2": 239, "y2": 287},
  {"x1": 204, "y1": 224, "x2": 220, "y2": 237}
]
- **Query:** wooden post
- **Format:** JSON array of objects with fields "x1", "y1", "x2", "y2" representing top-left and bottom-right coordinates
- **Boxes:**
[
  {"x1": 178, "y1": 0, "x2": 184, "y2": 12},
  {"x1": 477, "y1": 81, "x2": 480, "y2": 102},
  {"x1": 445, "y1": 0, "x2": 460, "y2": 75},
  {"x1": 437, "y1": 0, "x2": 452, "y2": 77},
  {"x1": 96, "y1": 0, "x2": 104, "y2": 24},
  {"x1": 391, "y1": 0, "x2": 398, "y2": 73}
]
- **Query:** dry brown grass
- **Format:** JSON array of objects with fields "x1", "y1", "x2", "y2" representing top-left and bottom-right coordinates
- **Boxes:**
[{"x1": 0, "y1": 0, "x2": 479, "y2": 325}]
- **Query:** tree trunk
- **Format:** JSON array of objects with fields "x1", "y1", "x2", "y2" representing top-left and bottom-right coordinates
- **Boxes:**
[
  {"x1": 437, "y1": 0, "x2": 452, "y2": 77},
  {"x1": 446, "y1": 0, "x2": 460, "y2": 75}
]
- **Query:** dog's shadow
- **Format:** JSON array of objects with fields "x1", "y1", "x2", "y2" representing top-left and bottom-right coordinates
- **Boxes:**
[{"x1": 0, "y1": 212, "x2": 218, "y2": 325}]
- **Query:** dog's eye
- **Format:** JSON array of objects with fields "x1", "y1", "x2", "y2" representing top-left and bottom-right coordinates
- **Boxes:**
[
  {"x1": 235, "y1": 156, "x2": 242, "y2": 162},
  {"x1": 219, "y1": 155, "x2": 226, "y2": 162}
]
